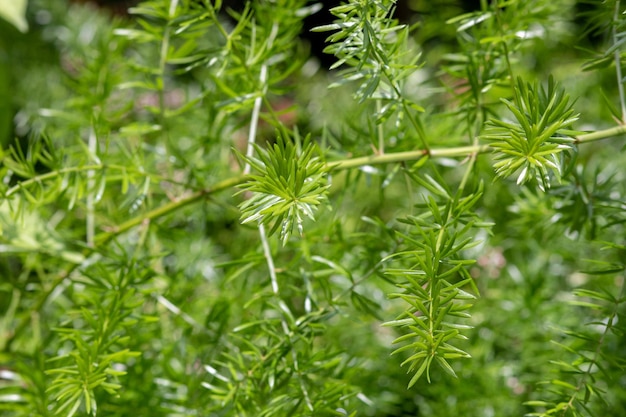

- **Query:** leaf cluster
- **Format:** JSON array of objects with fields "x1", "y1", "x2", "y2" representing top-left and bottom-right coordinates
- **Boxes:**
[
  {"x1": 384, "y1": 178, "x2": 488, "y2": 386},
  {"x1": 238, "y1": 134, "x2": 330, "y2": 245},
  {"x1": 484, "y1": 76, "x2": 579, "y2": 188}
]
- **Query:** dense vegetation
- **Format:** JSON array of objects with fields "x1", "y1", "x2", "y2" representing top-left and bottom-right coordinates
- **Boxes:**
[{"x1": 0, "y1": 0, "x2": 625, "y2": 416}]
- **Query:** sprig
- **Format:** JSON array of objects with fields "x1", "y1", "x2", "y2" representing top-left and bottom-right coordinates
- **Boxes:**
[
  {"x1": 238, "y1": 134, "x2": 330, "y2": 245},
  {"x1": 484, "y1": 76, "x2": 579, "y2": 189},
  {"x1": 313, "y1": 0, "x2": 427, "y2": 149},
  {"x1": 383, "y1": 180, "x2": 489, "y2": 386},
  {"x1": 45, "y1": 260, "x2": 144, "y2": 417}
]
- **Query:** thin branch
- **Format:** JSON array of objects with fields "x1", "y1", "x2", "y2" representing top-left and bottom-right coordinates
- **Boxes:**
[
  {"x1": 3, "y1": 163, "x2": 188, "y2": 198},
  {"x1": 376, "y1": 100, "x2": 384, "y2": 154},
  {"x1": 562, "y1": 285, "x2": 624, "y2": 416},
  {"x1": 573, "y1": 125, "x2": 626, "y2": 144},
  {"x1": 94, "y1": 174, "x2": 245, "y2": 245},
  {"x1": 6, "y1": 126, "x2": 622, "y2": 243},
  {"x1": 86, "y1": 126, "x2": 97, "y2": 248},
  {"x1": 155, "y1": 0, "x2": 179, "y2": 150},
  {"x1": 94, "y1": 126, "x2": 626, "y2": 240},
  {"x1": 613, "y1": 0, "x2": 626, "y2": 123},
  {"x1": 259, "y1": 224, "x2": 279, "y2": 295},
  {"x1": 244, "y1": 64, "x2": 268, "y2": 175}
]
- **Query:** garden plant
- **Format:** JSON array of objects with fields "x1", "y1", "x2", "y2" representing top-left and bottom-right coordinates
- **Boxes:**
[{"x1": 0, "y1": 0, "x2": 625, "y2": 416}]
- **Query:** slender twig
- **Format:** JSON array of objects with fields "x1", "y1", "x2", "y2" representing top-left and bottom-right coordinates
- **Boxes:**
[
  {"x1": 244, "y1": 64, "x2": 268, "y2": 175},
  {"x1": 5, "y1": 165, "x2": 104, "y2": 197},
  {"x1": 4, "y1": 164, "x2": 199, "y2": 198},
  {"x1": 376, "y1": 100, "x2": 385, "y2": 154},
  {"x1": 613, "y1": 0, "x2": 626, "y2": 123},
  {"x1": 573, "y1": 125, "x2": 626, "y2": 144},
  {"x1": 561, "y1": 284, "x2": 623, "y2": 416},
  {"x1": 93, "y1": 126, "x2": 625, "y2": 242},
  {"x1": 94, "y1": 175, "x2": 245, "y2": 245},
  {"x1": 259, "y1": 224, "x2": 279, "y2": 295},
  {"x1": 7, "y1": 126, "x2": 624, "y2": 242},
  {"x1": 492, "y1": 1, "x2": 518, "y2": 105},
  {"x1": 157, "y1": 0, "x2": 179, "y2": 145},
  {"x1": 86, "y1": 127, "x2": 97, "y2": 248}
]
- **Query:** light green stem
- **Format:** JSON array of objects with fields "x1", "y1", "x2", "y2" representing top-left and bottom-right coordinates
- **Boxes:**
[
  {"x1": 94, "y1": 174, "x2": 245, "y2": 245},
  {"x1": 94, "y1": 126, "x2": 624, "y2": 243}
]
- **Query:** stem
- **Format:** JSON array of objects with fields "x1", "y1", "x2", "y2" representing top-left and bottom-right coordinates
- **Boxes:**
[
  {"x1": 574, "y1": 125, "x2": 626, "y2": 144},
  {"x1": 157, "y1": 0, "x2": 179, "y2": 144},
  {"x1": 94, "y1": 175, "x2": 245, "y2": 245},
  {"x1": 366, "y1": 22, "x2": 429, "y2": 151},
  {"x1": 326, "y1": 145, "x2": 489, "y2": 171},
  {"x1": 259, "y1": 224, "x2": 279, "y2": 295},
  {"x1": 561, "y1": 281, "x2": 624, "y2": 416},
  {"x1": 380, "y1": 62, "x2": 429, "y2": 151},
  {"x1": 613, "y1": 0, "x2": 626, "y2": 123},
  {"x1": 7, "y1": 125, "x2": 623, "y2": 242},
  {"x1": 259, "y1": 222, "x2": 313, "y2": 410},
  {"x1": 458, "y1": 132, "x2": 479, "y2": 193},
  {"x1": 243, "y1": 65, "x2": 268, "y2": 175},
  {"x1": 4, "y1": 164, "x2": 166, "y2": 198},
  {"x1": 327, "y1": 149, "x2": 428, "y2": 170},
  {"x1": 93, "y1": 126, "x2": 624, "y2": 242},
  {"x1": 86, "y1": 126, "x2": 97, "y2": 248},
  {"x1": 246, "y1": 63, "x2": 278, "y2": 294},
  {"x1": 242, "y1": 44, "x2": 313, "y2": 410},
  {"x1": 492, "y1": 1, "x2": 519, "y2": 107},
  {"x1": 376, "y1": 100, "x2": 385, "y2": 154}
]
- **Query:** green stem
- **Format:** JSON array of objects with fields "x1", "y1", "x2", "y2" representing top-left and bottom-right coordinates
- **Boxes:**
[
  {"x1": 243, "y1": 63, "x2": 268, "y2": 175},
  {"x1": 492, "y1": 1, "x2": 517, "y2": 103},
  {"x1": 4, "y1": 125, "x2": 625, "y2": 350},
  {"x1": 157, "y1": 0, "x2": 178, "y2": 147},
  {"x1": 327, "y1": 149, "x2": 428, "y2": 170},
  {"x1": 574, "y1": 125, "x2": 626, "y2": 144},
  {"x1": 561, "y1": 282, "x2": 623, "y2": 416},
  {"x1": 94, "y1": 126, "x2": 624, "y2": 241},
  {"x1": 86, "y1": 126, "x2": 97, "y2": 248},
  {"x1": 7, "y1": 126, "x2": 623, "y2": 239},
  {"x1": 376, "y1": 99, "x2": 385, "y2": 154},
  {"x1": 94, "y1": 174, "x2": 245, "y2": 245},
  {"x1": 6, "y1": 164, "x2": 146, "y2": 197},
  {"x1": 613, "y1": 0, "x2": 626, "y2": 123}
]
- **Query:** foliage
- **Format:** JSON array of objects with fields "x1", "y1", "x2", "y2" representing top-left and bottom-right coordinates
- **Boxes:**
[
  {"x1": 238, "y1": 133, "x2": 330, "y2": 245},
  {"x1": 1, "y1": 0, "x2": 626, "y2": 416},
  {"x1": 484, "y1": 76, "x2": 579, "y2": 188}
]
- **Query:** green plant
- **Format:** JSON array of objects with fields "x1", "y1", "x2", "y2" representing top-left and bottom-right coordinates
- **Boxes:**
[{"x1": 1, "y1": 0, "x2": 625, "y2": 416}]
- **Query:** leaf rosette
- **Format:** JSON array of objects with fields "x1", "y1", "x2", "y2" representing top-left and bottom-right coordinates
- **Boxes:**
[
  {"x1": 237, "y1": 135, "x2": 330, "y2": 245},
  {"x1": 484, "y1": 76, "x2": 580, "y2": 189}
]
